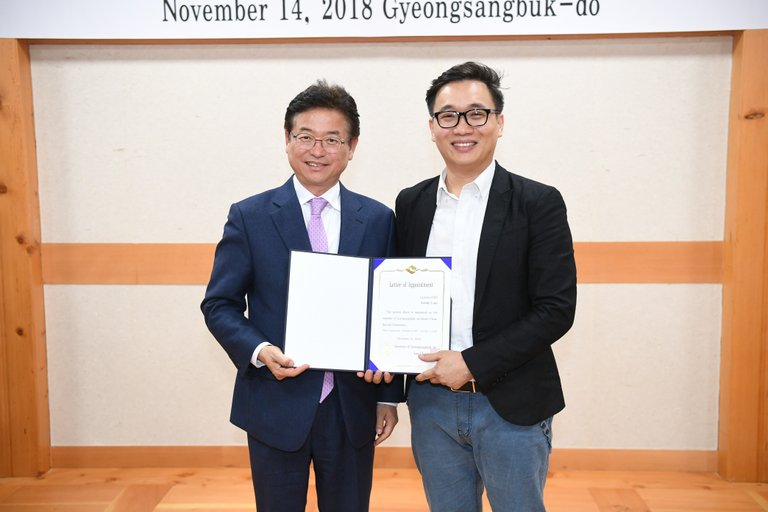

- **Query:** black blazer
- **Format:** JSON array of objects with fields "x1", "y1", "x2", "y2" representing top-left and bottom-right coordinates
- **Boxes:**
[{"x1": 395, "y1": 163, "x2": 577, "y2": 426}]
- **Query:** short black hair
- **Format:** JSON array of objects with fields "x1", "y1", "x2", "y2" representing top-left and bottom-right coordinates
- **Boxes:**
[
  {"x1": 425, "y1": 61, "x2": 504, "y2": 114},
  {"x1": 284, "y1": 80, "x2": 360, "y2": 139}
]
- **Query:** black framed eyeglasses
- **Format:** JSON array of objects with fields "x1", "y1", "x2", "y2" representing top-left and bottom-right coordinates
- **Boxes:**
[
  {"x1": 290, "y1": 132, "x2": 348, "y2": 153},
  {"x1": 432, "y1": 108, "x2": 500, "y2": 129}
]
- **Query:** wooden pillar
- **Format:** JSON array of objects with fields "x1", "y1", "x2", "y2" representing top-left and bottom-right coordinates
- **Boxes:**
[
  {"x1": 719, "y1": 29, "x2": 768, "y2": 482},
  {"x1": 0, "y1": 38, "x2": 50, "y2": 477}
]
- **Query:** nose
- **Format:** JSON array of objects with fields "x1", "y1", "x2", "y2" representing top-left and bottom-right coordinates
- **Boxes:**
[
  {"x1": 453, "y1": 116, "x2": 474, "y2": 132},
  {"x1": 309, "y1": 139, "x2": 327, "y2": 156}
]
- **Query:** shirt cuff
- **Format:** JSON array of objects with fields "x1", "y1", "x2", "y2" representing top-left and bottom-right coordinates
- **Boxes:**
[{"x1": 250, "y1": 342, "x2": 272, "y2": 368}]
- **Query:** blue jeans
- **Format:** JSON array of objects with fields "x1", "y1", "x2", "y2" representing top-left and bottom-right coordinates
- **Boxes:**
[{"x1": 408, "y1": 382, "x2": 552, "y2": 512}]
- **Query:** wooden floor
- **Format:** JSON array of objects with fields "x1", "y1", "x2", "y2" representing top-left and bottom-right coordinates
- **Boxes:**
[{"x1": 1, "y1": 467, "x2": 768, "y2": 511}]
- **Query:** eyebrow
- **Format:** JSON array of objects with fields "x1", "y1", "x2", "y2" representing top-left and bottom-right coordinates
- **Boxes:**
[
  {"x1": 436, "y1": 102, "x2": 489, "y2": 112},
  {"x1": 294, "y1": 126, "x2": 343, "y2": 135}
]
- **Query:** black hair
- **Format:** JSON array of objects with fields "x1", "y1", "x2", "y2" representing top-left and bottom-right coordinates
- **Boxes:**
[
  {"x1": 425, "y1": 61, "x2": 504, "y2": 114},
  {"x1": 284, "y1": 80, "x2": 360, "y2": 139}
]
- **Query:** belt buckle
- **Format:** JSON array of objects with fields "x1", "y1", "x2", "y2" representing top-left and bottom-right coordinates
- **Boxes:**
[{"x1": 449, "y1": 381, "x2": 477, "y2": 393}]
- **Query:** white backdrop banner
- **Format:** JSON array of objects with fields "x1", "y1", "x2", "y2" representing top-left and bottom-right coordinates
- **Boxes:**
[{"x1": 0, "y1": 0, "x2": 767, "y2": 39}]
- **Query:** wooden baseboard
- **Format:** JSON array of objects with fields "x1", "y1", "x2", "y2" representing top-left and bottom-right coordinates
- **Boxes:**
[
  {"x1": 550, "y1": 448, "x2": 718, "y2": 472},
  {"x1": 51, "y1": 446, "x2": 250, "y2": 469},
  {"x1": 50, "y1": 446, "x2": 717, "y2": 472}
]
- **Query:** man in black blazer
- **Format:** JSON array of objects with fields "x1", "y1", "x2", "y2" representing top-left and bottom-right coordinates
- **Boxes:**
[
  {"x1": 396, "y1": 62, "x2": 577, "y2": 511},
  {"x1": 202, "y1": 81, "x2": 404, "y2": 511}
]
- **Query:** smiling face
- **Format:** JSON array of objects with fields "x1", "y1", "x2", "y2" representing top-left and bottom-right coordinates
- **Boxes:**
[
  {"x1": 285, "y1": 108, "x2": 358, "y2": 196},
  {"x1": 429, "y1": 80, "x2": 504, "y2": 179}
]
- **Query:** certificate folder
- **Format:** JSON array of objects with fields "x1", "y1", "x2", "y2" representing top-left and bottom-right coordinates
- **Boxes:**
[{"x1": 283, "y1": 251, "x2": 451, "y2": 374}]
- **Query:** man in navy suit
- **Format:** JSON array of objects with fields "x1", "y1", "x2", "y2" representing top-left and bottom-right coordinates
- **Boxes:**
[
  {"x1": 396, "y1": 62, "x2": 577, "y2": 511},
  {"x1": 202, "y1": 80, "x2": 404, "y2": 511}
]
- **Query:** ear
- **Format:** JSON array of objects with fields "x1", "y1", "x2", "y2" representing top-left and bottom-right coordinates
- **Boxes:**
[
  {"x1": 429, "y1": 118, "x2": 437, "y2": 142},
  {"x1": 497, "y1": 113, "x2": 504, "y2": 138},
  {"x1": 285, "y1": 130, "x2": 292, "y2": 150},
  {"x1": 347, "y1": 137, "x2": 359, "y2": 160}
]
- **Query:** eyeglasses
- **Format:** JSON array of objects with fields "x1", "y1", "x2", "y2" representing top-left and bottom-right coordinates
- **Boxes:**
[
  {"x1": 290, "y1": 132, "x2": 348, "y2": 153},
  {"x1": 432, "y1": 108, "x2": 500, "y2": 129}
]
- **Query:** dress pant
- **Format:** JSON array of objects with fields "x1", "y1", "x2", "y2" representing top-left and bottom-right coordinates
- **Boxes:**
[{"x1": 247, "y1": 386, "x2": 375, "y2": 512}]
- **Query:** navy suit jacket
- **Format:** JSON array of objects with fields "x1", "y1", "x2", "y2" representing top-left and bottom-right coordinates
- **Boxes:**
[
  {"x1": 202, "y1": 178, "x2": 404, "y2": 451},
  {"x1": 396, "y1": 163, "x2": 577, "y2": 426}
]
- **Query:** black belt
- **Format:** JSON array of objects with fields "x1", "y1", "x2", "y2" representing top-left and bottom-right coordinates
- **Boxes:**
[{"x1": 449, "y1": 381, "x2": 478, "y2": 393}]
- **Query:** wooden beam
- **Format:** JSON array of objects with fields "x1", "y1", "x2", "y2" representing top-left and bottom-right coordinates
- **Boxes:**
[
  {"x1": 719, "y1": 29, "x2": 768, "y2": 482},
  {"x1": 0, "y1": 38, "x2": 50, "y2": 477},
  {"x1": 25, "y1": 31, "x2": 732, "y2": 46},
  {"x1": 38, "y1": 241, "x2": 722, "y2": 285},
  {"x1": 574, "y1": 241, "x2": 722, "y2": 284},
  {"x1": 0, "y1": 217, "x2": 9, "y2": 477},
  {"x1": 763, "y1": 204, "x2": 768, "y2": 483},
  {"x1": 41, "y1": 243, "x2": 216, "y2": 285}
]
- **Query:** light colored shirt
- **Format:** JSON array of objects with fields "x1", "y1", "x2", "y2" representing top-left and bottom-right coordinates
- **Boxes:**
[
  {"x1": 425, "y1": 162, "x2": 495, "y2": 352},
  {"x1": 294, "y1": 178, "x2": 341, "y2": 254},
  {"x1": 251, "y1": 176, "x2": 341, "y2": 367}
]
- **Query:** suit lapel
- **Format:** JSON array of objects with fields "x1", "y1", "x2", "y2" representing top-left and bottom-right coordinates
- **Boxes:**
[
  {"x1": 338, "y1": 184, "x2": 365, "y2": 255},
  {"x1": 271, "y1": 178, "x2": 312, "y2": 252},
  {"x1": 474, "y1": 165, "x2": 512, "y2": 312},
  {"x1": 410, "y1": 180, "x2": 439, "y2": 256}
]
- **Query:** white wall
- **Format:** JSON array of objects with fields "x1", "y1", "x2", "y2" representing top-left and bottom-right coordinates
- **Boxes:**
[{"x1": 33, "y1": 36, "x2": 731, "y2": 449}]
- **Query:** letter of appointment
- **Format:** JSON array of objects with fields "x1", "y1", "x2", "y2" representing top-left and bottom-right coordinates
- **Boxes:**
[{"x1": 283, "y1": 251, "x2": 451, "y2": 373}]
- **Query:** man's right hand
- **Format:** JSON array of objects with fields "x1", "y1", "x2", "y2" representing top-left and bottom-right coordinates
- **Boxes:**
[
  {"x1": 258, "y1": 345, "x2": 309, "y2": 380},
  {"x1": 356, "y1": 369, "x2": 395, "y2": 384}
]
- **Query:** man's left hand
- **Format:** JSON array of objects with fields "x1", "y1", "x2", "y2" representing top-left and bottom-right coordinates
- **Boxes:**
[{"x1": 415, "y1": 351, "x2": 474, "y2": 390}]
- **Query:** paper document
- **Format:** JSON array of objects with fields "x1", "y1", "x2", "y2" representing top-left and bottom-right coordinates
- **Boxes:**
[{"x1": 283, "y1": 251, "x2": 451, "y2": 373}]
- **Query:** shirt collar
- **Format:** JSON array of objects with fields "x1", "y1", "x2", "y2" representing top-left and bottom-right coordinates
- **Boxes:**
[
  {"x1": 435, "y1": 160, "x2": 496, "y2": 204},
  {"x1": 292, "y1": 176, "x2": 341, "y2": 211}
]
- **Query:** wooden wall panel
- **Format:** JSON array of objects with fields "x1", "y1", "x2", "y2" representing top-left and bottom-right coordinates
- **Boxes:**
[
  {"x1": 719, "y1": 29, "x2": 768, "y2": 482},
  {"x1": 0, "y1": 31, "x2": 764, "y2": 481},
  {"x1": 0, "y1": 39, "x2": 50, "y2": 477}
]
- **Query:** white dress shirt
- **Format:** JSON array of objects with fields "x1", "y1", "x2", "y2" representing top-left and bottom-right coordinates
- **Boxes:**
[
  {"x1": 426, "y1": 162, "x2": 495, "y2": 352},
  {"x1": 294, "y1": 178, "x2": 341, "y2": 254},
  {"x1": 250, "y1": 177, "x2": 341, "y2": 367}
]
